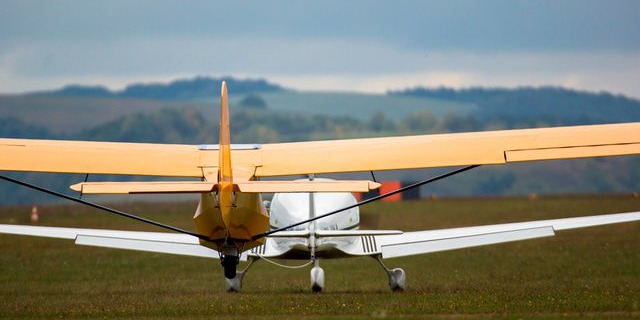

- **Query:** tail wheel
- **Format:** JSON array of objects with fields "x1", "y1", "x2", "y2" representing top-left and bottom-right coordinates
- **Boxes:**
[{"x1": 222, "y1": 255, "x2": 238, "y2": 279}]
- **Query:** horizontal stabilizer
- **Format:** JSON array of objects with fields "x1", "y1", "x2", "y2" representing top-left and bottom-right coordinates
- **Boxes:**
[
  {"x1": 71, "y1": 180, "x2": 380, "y2": 194},
  {"x1": 70, "y1": 181, "x2": 215, "y2": 194},
  {"x1": 265, "y1": 229, "x2": 402, "y2": 238},
  {"x1": 264, "y1": 230, "x2": 310, "y2": 238},
  {"x1": 314, "y1": 230, "x2": 402, "y2": 237},
  {"x1": 236, "y1": 180, "x2": 380, "y2": 193}
]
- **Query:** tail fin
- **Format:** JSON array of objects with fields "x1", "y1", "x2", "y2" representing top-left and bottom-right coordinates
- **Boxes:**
[{"x1": 218, "y1": 82, "x2": 234, "y2": 209}]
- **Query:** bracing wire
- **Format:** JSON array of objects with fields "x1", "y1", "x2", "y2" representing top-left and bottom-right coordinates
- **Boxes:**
[
  {"x1": 370, "y1": 171, "x2": 377, "y2": 183},
  {"x1": 79, "y1": 173, "x2": 90, "y2": 200},
  {"x1": 0, "y1": 173, "x2": 213, "y2": 242}
]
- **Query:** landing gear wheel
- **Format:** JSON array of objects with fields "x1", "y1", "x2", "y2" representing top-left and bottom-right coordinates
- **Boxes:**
[
  {"x1": 225, "y1": 257, "x2": 258, "y2": 293},
  {"x1": 373, "y1": 255, "x2": 406, "y2": 292},
  {"x1": 221, "y1": 241, "x2": 240, "y2": 280},
  {"x1": 388, "y1": 268, "x2": 406, "y2": 292},
  {"x1": 310, "y1": 262, "x2": 325, "y2": 293},
  {"x1": 222, "y1": 255, "x2": 238, "y2": 279}
]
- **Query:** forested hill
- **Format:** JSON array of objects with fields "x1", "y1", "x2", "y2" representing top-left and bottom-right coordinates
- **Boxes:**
[
  {"x1": 31, "y1": 76, "x2": 283, "y2": 100},
  {"x1": 390, "y1": 86, "x2": 640, "y2": 127}
]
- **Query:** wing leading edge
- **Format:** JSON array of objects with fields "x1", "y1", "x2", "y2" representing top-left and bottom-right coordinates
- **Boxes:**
[{"x1": 1, "y1": 123, "x2": 639, "y2": 180}]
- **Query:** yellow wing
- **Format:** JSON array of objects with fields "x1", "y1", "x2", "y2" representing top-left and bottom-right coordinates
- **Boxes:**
[
  {"x1": 1, "y1": 122, "x2": 640, "y2": 179},
  {"x1": 253, "y1": 122, "x2": 640, "y2": 176},
  {"x1": 0, "y1": 138, "x2": 205, "y2": 177}
]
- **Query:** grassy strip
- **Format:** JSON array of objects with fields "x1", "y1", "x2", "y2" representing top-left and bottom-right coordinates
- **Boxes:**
[{"x1": 0, "y1": 196, "x2": 638, "y2": 318}]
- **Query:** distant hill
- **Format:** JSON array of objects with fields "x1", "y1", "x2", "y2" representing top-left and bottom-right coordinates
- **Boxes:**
[
  {"x1": 32, "y1": 76, "x2": 283, "y2": 100},
  {"x1": 391, "y1": 86, "x2": 640, "y2": 127}
]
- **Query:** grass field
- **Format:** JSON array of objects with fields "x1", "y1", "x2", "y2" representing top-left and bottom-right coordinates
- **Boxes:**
[{"x1": 0, "y1": 196, "x2": 639, "y2": 319}]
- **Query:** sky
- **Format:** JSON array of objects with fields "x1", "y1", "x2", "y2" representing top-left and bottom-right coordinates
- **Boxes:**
[{"x1": 1, "y1": 0, "x2": 639, "y2": 97}]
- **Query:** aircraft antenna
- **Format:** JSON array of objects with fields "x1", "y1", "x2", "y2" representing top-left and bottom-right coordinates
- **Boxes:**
[
  {"x1": 252, "y1": 165, "x2": 480, "y2": 240},
  {"x1": 0, "y1": 174, "x2": 213, "y2": 242}
]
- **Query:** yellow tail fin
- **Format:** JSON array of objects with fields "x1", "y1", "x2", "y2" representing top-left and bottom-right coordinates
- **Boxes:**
[{"x1": 218, "y1": 82, "x2": 234, "y2": 214}]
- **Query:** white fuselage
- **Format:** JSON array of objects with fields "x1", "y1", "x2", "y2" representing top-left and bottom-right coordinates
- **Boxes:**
[
  {"x1": 266, "y1": 179, "x2": 361, "y2": 259},
  {"x1": 269, "y1": 191, "x2": 359, "y2": 231}
]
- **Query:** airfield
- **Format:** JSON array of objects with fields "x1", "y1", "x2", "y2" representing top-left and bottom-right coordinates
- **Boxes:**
[{"x1": 0, "y1": 195, "x2": 638, "y2": 319}]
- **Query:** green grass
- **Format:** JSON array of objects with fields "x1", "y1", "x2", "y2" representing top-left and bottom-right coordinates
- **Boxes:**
[{"x1": 0, "y1": 196, "x2": 639, "y2": 319}]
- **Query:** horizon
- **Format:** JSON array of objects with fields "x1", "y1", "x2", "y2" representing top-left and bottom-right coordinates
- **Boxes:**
[{"x1": 6, "y1": 74, "x2": 639, "y2": 101}]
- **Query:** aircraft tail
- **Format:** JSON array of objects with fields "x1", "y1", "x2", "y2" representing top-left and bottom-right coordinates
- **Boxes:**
[{"x1": 218, "y1": 81, "x2": 234, "y2": 210}]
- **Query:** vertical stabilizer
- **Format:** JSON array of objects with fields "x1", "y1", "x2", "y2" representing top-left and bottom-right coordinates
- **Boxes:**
[
  {"x1": 218, "y1": 82, "x2": 234, "y2": 217},
  {"x1": 194, "y1": 81, "x2": 268, "y2": 253}
]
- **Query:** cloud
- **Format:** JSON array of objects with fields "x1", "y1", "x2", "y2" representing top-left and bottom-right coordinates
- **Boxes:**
[
  {"x1": 2, "y1": 1, "x2": 639, "y2": 97},
  {"x1": 1, "y1": 36, "x2": 639, "y2": 98},
  {"x1": 3, "y1": 1, "x2": 639, "y2": 52}
]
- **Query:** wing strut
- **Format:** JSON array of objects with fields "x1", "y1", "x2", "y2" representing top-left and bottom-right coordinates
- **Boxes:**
[
  {"x1": 79, "y1": 173, "x2": 89, "y2": 199},
  {"x1": 0, "y1": 173, "x2": 213, "y2": 242},
  {"x1": 252, "y1": 165, "x2": 480, "y2": 240}
]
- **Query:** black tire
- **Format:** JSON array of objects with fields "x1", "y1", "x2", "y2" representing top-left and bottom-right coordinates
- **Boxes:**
[{"x1": 223, "y1": 256, "x2": 237, "y2": 279}]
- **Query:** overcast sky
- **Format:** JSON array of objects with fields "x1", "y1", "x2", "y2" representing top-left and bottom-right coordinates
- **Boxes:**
[{"x1": 1, "y1": 0, "x2": 639, "y2": 97}]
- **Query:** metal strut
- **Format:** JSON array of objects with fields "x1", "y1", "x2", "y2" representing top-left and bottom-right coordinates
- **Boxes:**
[{"x1": 79, "y1": 173, "x2": 89, "y2": 200}]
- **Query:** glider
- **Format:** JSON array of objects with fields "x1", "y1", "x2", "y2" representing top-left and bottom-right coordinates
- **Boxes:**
[{"x1": 1, "y1": 82, "x2": 639, "y2": 292}]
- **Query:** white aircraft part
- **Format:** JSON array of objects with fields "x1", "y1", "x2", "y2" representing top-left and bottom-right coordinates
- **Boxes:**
[
  {"x1": 269, "y1": 180, "x2": 359, "y2": 231},
  {"x1": 533, "y1": 211, "x2": 640, "y2": 230},
  {"x1": 0, "y1": 224, "x2": 245, "y2": 259},
  {"x1": 266, "y1": 229, "x2": 402, "y2": 238},
  {"x1": 314, "y1": 230, "x2": 402, "y2": 237},
  {"x1": 2, "y1": 211, "x2": 639, "y2": 261},
  {"x1": 248, "y1": 237, "x2": 302, "y2": 258},
  {"x1": 377, "y1": 211, "x2": 640, "y2": 259},
  {"x1": 0, "y1": 224, "x2": 199, "y2": 242},
  {"x1": 263, "y1": 230, "x2": 310, "y2": 238},
  {"x1": 75, "y1": 235, "x2": 221, "y2": 259},
  {"x1": 310, "y1": 266, "x2": 325, "y2": 292},
  {"x1": 381, "y1": 226, "x2": 555, "y2": 258}
]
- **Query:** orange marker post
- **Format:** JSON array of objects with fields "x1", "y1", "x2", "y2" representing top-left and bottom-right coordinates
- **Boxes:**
[
  {"x1": 379, "y1": 181, "x2": 402, "y2": 202},
  {"x1": 30, "y1": 205, "x2": 39, "y2": 223}
]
